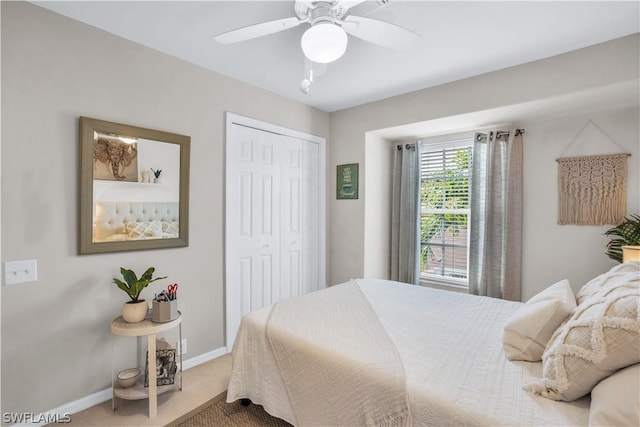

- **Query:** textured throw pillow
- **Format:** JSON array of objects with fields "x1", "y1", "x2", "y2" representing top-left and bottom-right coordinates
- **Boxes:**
[
  {"x1": 125, "y1": 221, "x2": 163, "y2": 239},
  {"x1": 162, "y1": 221, "x2": 179, "y2": 237},
  {"x1": 576, "y1": 261, "x2": 640, "y2": 304},
  {"x1": 589, "y1": 364, "x2": 640, "y2": 427},
  {"x1": 503, "y1": 279, "x2": 576, "y2": 361},
  {"x1": 525, "y1": 281, "x2": 640, "y2": 401}
]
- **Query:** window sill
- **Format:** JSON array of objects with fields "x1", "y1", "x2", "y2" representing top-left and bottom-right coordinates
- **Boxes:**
[{"x1": 419, "y1": 278, "x2": 469, "y2": 294}]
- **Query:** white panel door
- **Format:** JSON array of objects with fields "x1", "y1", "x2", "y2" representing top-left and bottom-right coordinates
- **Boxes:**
[
  {"x1": 280, "y1": 136, "x2": 303, "y2": 300},
  {"x1": 302, "y1": 141, "x2": 320, "y2": 295},
  {"x1": 226, "y1": 114, "x2": 325, "y2": 348},
  {"x1": 278, "y1": 136, "x2": 320, "y2": 300},
  {"x1": 226, "y1": 124, "x2": 281, "y2": 344}
]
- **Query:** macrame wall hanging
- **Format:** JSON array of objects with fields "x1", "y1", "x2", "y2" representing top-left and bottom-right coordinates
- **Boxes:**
[{"x1": 556, "y1": 119, "x2": 631, "y2": 226}]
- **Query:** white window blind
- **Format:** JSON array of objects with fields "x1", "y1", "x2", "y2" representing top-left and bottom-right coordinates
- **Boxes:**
[{"x1": 419, "y1": 139, "x2": 472, "y2": 285}]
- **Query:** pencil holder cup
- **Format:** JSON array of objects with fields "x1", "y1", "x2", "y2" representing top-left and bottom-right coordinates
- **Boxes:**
[{"x1": 152, "y1": 299, "x2": 178, "y2": 322}]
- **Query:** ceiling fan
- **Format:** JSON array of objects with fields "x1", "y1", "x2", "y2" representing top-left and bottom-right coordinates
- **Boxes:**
[{"x1": 214, "y1": 0, "x2": 421, "y2": 64}]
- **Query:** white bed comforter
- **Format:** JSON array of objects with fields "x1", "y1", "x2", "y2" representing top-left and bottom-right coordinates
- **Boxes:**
[
  {"x1": 227, "y1": 279, "x2": 590, "y2": 426},
  {"x1": 266, "y1": 280, "x2": 409, "y2": 426}
]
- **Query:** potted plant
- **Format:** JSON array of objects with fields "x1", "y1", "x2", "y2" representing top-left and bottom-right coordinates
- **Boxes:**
[
  {"x1": 604, "y1": 214, "x2": 640, "y2": 263},
  {"x1": 114, "y1": 267, "x2": 167, "y2": 322}
]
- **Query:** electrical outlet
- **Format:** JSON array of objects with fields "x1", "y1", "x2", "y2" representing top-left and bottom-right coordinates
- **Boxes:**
[{"x1": 180, "y1": 338, "x2": 187, "y2": 355}]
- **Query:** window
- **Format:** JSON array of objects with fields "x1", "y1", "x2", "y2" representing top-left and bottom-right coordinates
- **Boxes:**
[{"x1": 419, "y1": 138, "x2": 473, "y2": 287}]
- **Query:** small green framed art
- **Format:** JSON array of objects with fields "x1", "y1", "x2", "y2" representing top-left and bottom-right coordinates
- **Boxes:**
[{"x1": 337, "y1": 163, "x2": 359, "y2": 199}]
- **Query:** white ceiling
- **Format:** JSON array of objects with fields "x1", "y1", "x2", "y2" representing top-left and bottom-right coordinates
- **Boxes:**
[{"x1": 32, "y1": 1, "x2": 639, "y2": 113}]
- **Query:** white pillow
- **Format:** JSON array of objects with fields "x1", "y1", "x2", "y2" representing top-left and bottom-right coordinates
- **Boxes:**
[
  {"x1": 125, "y1": 220, "x2": 163, "y2": 239},
  {"x1": 576, "y1": 261, "x2": 640, "y2": 304},
  {"x1": 589, "y1": 364, "x2": 640, "y2": 427},
  {"x1": 162, "y1": 221, "x2": 179, "y2": 237},
  {"x1": 525, "y1": 283, "x2": 640, "y2": 401},
  {"x1": 503, "y1": 279, "x2": 576, "y2": 361}
]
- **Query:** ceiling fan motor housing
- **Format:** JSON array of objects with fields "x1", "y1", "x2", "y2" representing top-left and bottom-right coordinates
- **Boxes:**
[{"x1": 296, "y1": 0, "x2": 343, "y2": 24}]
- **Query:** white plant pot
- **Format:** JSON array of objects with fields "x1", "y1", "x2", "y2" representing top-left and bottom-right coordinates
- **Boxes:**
[{"x1": 122, "y1": 300, "x2": 148, "y2": 323}]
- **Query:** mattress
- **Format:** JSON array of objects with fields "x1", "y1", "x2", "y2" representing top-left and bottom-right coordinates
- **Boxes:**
[{"x1": 227, "y1": 278, "x2": 590, "y2": 426}]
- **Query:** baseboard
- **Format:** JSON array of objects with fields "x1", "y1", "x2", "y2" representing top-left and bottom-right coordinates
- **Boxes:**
[
  {"x1": 10, "y1": 346, "x2": 228, "y2": 426},
  {"x1": 182, "y1": 346, "x2": 228, "y2": 371}
]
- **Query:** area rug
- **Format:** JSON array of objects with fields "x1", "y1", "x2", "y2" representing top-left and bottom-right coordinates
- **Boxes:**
[{"x1": 170, "y1": 392, "x2": 292, "y2": 427}]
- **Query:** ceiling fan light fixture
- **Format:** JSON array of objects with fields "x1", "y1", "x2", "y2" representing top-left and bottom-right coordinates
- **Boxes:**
[{"x1": 301, "y1": 23, "x2": 348, "y2": 64}]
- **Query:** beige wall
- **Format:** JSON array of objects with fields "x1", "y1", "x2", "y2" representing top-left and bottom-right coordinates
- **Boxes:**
[
  {"x1": 329, "y1": 34, "x2": 640, "y2": 292},
  {"x1": 1, "y1": 2, "x2": 329, "y2": 415},
  {"x1": 363, "y1": 133, "x2": 393, "y2": 279},
  {"x1": 360, "y1": 107, "x2": 640, "y2": 300},
  {"x1": 520, "y1": 106, "x2": 639, "y2": 299}
]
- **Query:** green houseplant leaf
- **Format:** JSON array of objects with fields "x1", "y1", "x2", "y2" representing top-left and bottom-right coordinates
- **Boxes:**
[
  {"x1": 604, "y1": 214, "x2": 640, "y2": 263},
  {"x1": 113, "y1": 267, "x2": 167, "y2": 302}
]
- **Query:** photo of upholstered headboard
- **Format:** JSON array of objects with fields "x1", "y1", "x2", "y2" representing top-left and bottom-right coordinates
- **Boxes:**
[{"x1": 94, "y1": 201, "x2": 179, "y2": 242}]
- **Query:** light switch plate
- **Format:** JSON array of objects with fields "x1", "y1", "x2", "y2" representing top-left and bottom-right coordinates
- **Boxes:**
[{"x1": 4, "y1": 259, "x2": 38, "y2": 285}]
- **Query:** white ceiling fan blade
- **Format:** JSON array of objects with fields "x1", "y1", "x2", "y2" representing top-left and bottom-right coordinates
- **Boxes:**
[
  {"x1": 338, "y1": 0, "x2": 387, "y2": 18},
  {"x1": 214, "y1": 17, "x2": 303, "y2": 44},
  {"x1": 336, "y1": 1, "x2": 368, "y2": 16},
  {"x1": 342, "y1": 15, "x2": 421, "y2": 49}
]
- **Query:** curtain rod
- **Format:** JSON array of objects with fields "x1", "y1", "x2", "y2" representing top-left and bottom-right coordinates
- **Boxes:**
[
  {"x1": 476, "y1": 129, "x2": 525, "y2": 141},
  {"x1": 496, "y1": 129, "x2": 525, "y2": 138}
]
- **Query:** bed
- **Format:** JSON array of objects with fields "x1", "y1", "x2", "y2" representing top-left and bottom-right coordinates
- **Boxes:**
[
  {"x1": 93, "y1": 201, "x2": 179, "y2": 242},
  {"x1": 227, "y1": 263, "x2": 640, "y2": 426}
]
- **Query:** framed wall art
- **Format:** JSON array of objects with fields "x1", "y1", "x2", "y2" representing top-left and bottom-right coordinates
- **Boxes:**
[
  {"x1": 144, "y1": 347, "x2": 177, "y2": 387},
  {"x1": 337, "y1": 163, "x2": 359, "y2": 200}
]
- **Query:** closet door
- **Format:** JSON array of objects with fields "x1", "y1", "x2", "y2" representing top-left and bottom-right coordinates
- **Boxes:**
[
  {"x1": 302, "y1": 141, "x2": 320, "y2": 295},
  {"x1": 226, "y1": 117, "x2": 324, "y2": 347},
  {"x1": 280, "y1": 136, "x2": 303, "y2": 299},
  {"x1": 227, "y1": 124, "x2": 281, "y2": 337},
  {"x1": 278, "y1": 136, "x2": 321, "y2": 300}
]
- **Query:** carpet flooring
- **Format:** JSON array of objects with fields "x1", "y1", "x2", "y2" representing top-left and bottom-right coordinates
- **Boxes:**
[{"x1": 170, "y1": 393, "x2": 292, "y2": 427}]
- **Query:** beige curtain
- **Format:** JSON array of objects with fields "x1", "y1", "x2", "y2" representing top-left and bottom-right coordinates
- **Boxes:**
[
  {"x1": 390, "y1": 143, "x2": 421, "y2": 284},
  {"x1": 469, "y1": 130, "x2": 523, "y2": 301}
]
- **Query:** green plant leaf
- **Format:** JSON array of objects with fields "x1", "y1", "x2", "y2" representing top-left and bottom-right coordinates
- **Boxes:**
[
  {"x1": 113, "y1": 278, "x2": 131, "y2": 293},
  {"x1": 120, "y1": 268, "x2": 138, "y2": 286},
  {"x1": 140, "y1": 267, "x2": 155, "y2": 282},
  {"x1": 113, "y1": 267, "x2": 167, "y2": 303},
  {"x1": 604, "y1": 214, "x2": 640, "y2": 263}
]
